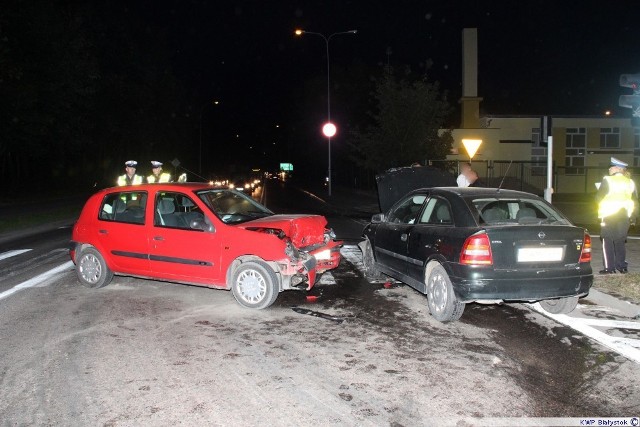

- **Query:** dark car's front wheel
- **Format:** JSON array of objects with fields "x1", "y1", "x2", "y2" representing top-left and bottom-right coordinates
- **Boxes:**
[
  {"x1": 76, "y1": 247, "x2": 114, "y2": 289},
  {"x1": 539, "y1": 296, "x2": 579, "y2": 314},
  {"x1": 231, "y1": 260, "x2": 279, "y2": 309},
  {"x1": 426, "y1": 264, "x2": 465, "y2": 322}
]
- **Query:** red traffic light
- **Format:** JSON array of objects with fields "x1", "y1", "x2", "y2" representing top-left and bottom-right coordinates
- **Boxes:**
[{"x1": 322, "y1": 122, "x2": 337, "y2": 138}]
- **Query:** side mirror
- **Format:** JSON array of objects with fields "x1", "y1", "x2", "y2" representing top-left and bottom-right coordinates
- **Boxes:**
[
  {"x1": 191, "y1": 219, "x2": 215, "y2": 232},
  {"x1": 371, "y1": 213, "x2": 385, "y2": 223}
]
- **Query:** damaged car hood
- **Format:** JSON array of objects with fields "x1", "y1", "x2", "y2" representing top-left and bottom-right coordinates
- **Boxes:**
[{"x1": 238, "y1": 214, "x2": 328, "y2": 247}]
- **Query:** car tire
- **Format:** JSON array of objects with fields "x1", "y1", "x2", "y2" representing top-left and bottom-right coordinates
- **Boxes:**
[
  {"x1": 76, "y1": 247, "x2": 114, "y2": 289},
  {"x1": 362, "y1": 240, "x2": 382, "y2": 280},
  {"x1": 539, "y1": 296, "x2": 579, "y2": 314},
  {"x1": 231, "y1": 260, "x2": 279, "y2": 309},
  {"x1": 426, "y1": 264, "x2": 465, "y2": 322}
]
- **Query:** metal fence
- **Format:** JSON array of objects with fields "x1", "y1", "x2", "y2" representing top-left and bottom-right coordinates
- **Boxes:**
[{"x1": 428, "y1": 160, "x2": 620, "y2": 195}]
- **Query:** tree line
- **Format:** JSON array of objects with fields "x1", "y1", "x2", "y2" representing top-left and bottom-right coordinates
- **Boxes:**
[{"x1": 0, "y1": 1, "x2": 454, "y2": 196}]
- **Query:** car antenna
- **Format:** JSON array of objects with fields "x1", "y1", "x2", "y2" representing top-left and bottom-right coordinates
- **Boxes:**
[{"x1": 497, "y1": 161, "x2": 513, "y2": 192}]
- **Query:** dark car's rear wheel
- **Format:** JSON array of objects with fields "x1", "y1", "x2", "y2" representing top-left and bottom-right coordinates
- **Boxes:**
[
  {"x1": 231, "y1": 260, "x2": 279, "y2": 309},
  {"x1": 76, "y1": 247, "x2": 114, "y2": 289},
  {"x1": 362, "y1": 240, "x2": 383, "y2": 280},
  {"x1": 426, "y1": 264, "x2": 465, "y2": 322},
  {"x1": 539, "y1": 296, "x2": 579, "y2": 314}
]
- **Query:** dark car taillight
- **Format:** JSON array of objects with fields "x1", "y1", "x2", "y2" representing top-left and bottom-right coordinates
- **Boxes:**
[
  {"x1": 460, "y1": 232, "x2": 493, "y2": 265},
  {"x1": 579, "y1": 232, "x2": 592, "y2": 263}
]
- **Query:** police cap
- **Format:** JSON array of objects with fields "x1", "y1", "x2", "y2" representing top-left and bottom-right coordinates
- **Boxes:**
[{"x1": 610, "y1": 157, "x2": 628, "y2": 168}]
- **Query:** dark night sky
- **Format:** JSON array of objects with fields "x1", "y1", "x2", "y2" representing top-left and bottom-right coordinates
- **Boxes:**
[
  {"x1": 146, "y1": 0, "x2": 640, "y2": 117},
  {"x1": 101, "y1": 0, "x2": 635, "y2": 180},
  {"x1": 5, "y1": 0, "x2": 640, "y2": 189}
]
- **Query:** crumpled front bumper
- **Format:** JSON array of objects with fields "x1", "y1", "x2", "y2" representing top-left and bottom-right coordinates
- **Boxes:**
[
  {"x1": 308, "y1": 240, "x2": 342, "y2": 273},
  {"x1": 278, "y1": 240, "x2": 342, "y2": 290}
]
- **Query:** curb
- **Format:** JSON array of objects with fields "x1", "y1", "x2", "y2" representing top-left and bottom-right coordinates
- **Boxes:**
[{"x1": 587, "y1": 288, "x2": 640, "y2": 318}]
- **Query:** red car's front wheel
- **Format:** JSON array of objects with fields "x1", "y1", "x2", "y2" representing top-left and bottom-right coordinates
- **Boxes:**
[{"x1": 231, "y1": 260, "x2": 279, "y2": 309}]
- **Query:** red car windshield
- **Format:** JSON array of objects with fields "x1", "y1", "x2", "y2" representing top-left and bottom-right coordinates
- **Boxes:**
[{"x1": 196, "y1": 189, "x2": 274, "y2": 224}]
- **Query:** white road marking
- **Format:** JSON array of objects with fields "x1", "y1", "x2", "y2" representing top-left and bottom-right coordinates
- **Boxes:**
[
  {"x1": 526, "y1": 303, "x2": 640, "y2": 364},
  {"x1": 0, "y1": 249, "x2": 32, "y2": 261},
  {"x1": 340, "y1": 244, "x2": 399, "y2": 283},
  {"x1": 0, "y1": 261, "x2": 74, "y2": 301},
  {"x1": 317, "y1": 272, "x2": 335, "y2": 285},
  {"x1": 576, "y1": 318, "x2": 640, "y2": 330},
  {"x1": 340, "y1": 244, "x2": 363, "y2": 266}
]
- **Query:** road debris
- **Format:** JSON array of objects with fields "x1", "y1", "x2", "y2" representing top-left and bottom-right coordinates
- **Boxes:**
[{"x1": 291, "y1": 307, "x2": 346, "y2": 323}]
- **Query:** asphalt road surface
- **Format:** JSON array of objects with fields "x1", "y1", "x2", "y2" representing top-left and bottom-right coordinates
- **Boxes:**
[{"x1": 0, "y1": 180, "x2": 639, "y2": 425}]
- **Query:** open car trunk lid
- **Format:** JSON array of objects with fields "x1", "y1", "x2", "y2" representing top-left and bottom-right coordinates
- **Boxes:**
[{"x1": 376, "y1": 166, "x2": 457, "y2": 213}]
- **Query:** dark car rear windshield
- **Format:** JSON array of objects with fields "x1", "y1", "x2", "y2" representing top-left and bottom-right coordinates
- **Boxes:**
[{"x1": 470, "y1": 197, "x2": 571, "y2": 225}]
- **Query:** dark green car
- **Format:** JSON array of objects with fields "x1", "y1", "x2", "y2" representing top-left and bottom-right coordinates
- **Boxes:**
[{"x1": 360, "y1": 186, "x2": 593, "y2": 322}]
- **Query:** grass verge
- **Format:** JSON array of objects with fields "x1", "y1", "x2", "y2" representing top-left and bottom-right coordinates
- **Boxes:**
[{"x1": 593, "y1": 273, "x2": 640, "y2": 306}]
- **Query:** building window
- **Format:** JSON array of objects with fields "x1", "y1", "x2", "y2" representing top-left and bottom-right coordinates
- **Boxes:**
[
  {"x1": 565, "y1": 127, "x2": 585, "y2": 175},
  {"x1": 530, "y1": 127, "x2": 547, "y2": 176},
  {"x1": 634, "y1": 128, "x2": 640, "y2": 167},
  {"x1": 531, "y1": 127, "x2": 541, "y2": 146},
  {"x1": 599, "y1": 127, "x2": 620, "y2": 149}
]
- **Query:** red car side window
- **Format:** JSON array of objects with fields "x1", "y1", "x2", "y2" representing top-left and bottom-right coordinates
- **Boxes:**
[{"x1": 99, "y1": 192, "x2": 146, "y2": 224}]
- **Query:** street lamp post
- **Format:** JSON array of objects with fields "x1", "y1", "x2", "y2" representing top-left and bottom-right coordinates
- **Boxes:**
[
  {"x1": 199, "y1": 100, "x2": 220, "y2": 174},
  {"x1": 295, "y1": 29, "x2": 357, "y2": 196}
]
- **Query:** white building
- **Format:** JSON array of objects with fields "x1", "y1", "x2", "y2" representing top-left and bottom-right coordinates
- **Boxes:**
[{"x1": 444, "y1": 29, "x2": 639, "y2": 194}]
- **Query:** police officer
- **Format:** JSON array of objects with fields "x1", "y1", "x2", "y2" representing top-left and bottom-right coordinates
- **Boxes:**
[
  {"x1": 117, "y1": 160, "x2": 143, "y2": 186},
  {"x1": 147, "y1": 161, "x2": 172, "y2": 183},
  {"x1": 595, "y1": 157, "x2": 638, "y2": 274}
]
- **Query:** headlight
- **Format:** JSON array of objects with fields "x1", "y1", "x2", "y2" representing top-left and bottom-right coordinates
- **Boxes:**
[{"x1": 314, "y1": 249, "x2": 331, "y2": 260}]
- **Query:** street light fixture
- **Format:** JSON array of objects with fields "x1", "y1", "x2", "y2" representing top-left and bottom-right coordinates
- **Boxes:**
[
  {"x1": 199, "y1": 100, "x2": 220, "y2": 174},
  {"x1": 295, "y1": 28, "x2": 357, "y2": 196}
]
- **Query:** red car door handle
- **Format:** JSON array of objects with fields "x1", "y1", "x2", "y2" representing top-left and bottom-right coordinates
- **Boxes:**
[
  {"x1": 153, "y1": 236, "x2": 164, "y2": 241},
  {"x1": 99, "y1": 229, "x2": 108, "y2": 234}
]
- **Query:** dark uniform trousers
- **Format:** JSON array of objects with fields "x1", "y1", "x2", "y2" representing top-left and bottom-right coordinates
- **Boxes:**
[{"x1": 601, "y1": 208, "x2": 630, "y2": 272}]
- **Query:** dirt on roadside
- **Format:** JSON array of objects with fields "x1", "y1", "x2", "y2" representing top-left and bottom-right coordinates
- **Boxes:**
[{"x1": 593, "y1": 273, "x2": 640, "y2": 306}]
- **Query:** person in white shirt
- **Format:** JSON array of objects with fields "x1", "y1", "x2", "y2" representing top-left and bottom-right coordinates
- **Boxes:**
[{"x1": 457, "y1": 162, "x2": 473, "y2": 187}]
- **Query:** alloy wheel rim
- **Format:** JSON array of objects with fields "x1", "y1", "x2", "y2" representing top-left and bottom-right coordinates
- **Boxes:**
[
  {"x1": 237, "y1": 269, "x2": 266, "y2": 303},
  {"x1": 80, "y1": 254, "x2": 101, "y2": 283},
  {"x1": 430, "y1": 273, "x2": 447, "y2": 314}
]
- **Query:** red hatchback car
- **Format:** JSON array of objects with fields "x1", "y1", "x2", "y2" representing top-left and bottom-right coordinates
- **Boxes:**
[{"x1": 70, "y1": 183, "x2": 342, "y2": 309}]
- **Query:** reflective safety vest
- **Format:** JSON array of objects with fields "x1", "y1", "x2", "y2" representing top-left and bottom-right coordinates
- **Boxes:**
[
  {"x1": 147, "y1": 172, "x2": 172, "y2": 183},
  {"x1": 117, "y1": 174, "x2": 143, "y2": 186},
  {"x1": 598, "y1": 174, "x2": 636, "y2": 219}
]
